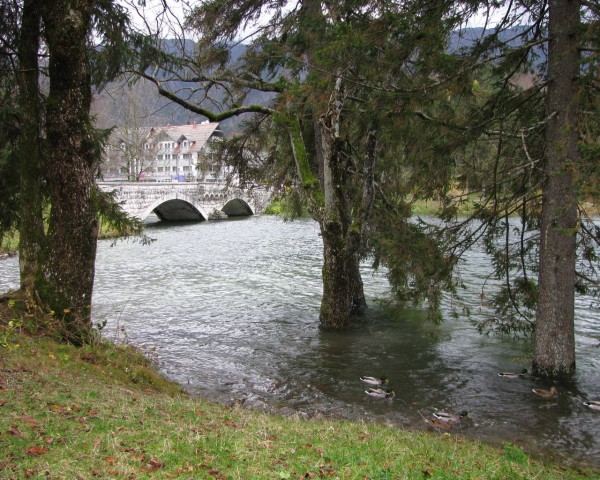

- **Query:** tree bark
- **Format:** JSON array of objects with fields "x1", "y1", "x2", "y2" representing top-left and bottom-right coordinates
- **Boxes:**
[
  {"x1": 288, "y1": 103, "x2": 369, "y2": 330},
  {"x1": 532, "y1": 0, "x2": 579, "y2": 376},
  {"x1": 17, "y1": 0, "x2": 45, "y2": 298},
  {"x1": 320, "y1": 221, "x2": 355, "y2": 328},
  {"x1": 38, "y1": 0, "x2": 99, "y2": 344},
  {"x1": 316, "y1": 77, "x2": 372, "y2": 328}
]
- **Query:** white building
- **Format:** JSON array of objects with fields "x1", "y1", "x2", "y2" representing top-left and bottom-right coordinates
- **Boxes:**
[{"x1": 102, "y1": 121, "x2": 228, "y2": 182}]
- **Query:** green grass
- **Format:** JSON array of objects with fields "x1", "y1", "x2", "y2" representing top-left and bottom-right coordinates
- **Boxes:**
[
  {"x1": 1, "y1": 317, "x2": 596, "y2": 479},
  {"x1": 0, "y1": 220, "x2": 134, "y2": 254},
  {"x1": 410, "y1": 193, "x2": 481, "y2": 217}
]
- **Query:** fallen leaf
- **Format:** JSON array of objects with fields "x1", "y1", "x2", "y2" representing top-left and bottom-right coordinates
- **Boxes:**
[
  {"x1": 25, "y1": 446, "x2": 47, "y2": 456},
  {"x1": 141, "y1": 459, "x2": 165, "y2": 472},
  {"x1": 318, "y1": 465, "x2": 336, "y2": 477},
  {"x1": 18, "y1": 415, "x2": 38, "y2": 429},
  {"x1": 105, "y1": 457, "x2": 117, "y2": 465}
]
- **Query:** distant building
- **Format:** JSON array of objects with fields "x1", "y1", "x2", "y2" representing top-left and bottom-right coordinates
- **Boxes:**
[{"x1": 101, "y1": 121, "x2": 228, "y2": 182}]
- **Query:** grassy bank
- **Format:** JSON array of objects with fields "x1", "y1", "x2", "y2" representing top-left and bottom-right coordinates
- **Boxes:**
[
  {"x1": 1, "y1": 320, "x2": 596, "y2": 479},
  {"x1": 0, "y1": 232, "x2": 19, "y2": 258},
  {"x1": 0, "y1": 218, "x2": 139, "y2": 257}
]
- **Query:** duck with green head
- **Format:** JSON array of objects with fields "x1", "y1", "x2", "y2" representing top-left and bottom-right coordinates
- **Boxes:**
[
  {"x1": 432, "y1": 410, "x2": 470, "y2": 424},
  {"x1": 360, "y1": 376, "x2": 389, "y2": 386},
  {"x1": 365, "y1": 387, "x2": 395, "y2": 398}
]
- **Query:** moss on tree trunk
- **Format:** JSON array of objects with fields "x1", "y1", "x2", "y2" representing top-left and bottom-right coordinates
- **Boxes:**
[
  {"x1": 17, "y1": 0, "x2": 45, "y2": 298},
  {"x1": 37, "y1": 0, "x2": 99, "y2": 344}
]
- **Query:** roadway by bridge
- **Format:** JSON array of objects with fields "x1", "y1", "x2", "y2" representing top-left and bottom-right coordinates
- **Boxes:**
[{"x1": 97, "y1": 182, "x2": 271, "y2": 222}]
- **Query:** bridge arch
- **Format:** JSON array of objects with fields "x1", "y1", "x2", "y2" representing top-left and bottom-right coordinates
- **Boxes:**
[
  {"x1": 222, "y1": 198, "x2": 254, "y2": 217},
  {"x1": 97, "y1": 182, "x2": 270, "y2": 222},
  {"x1": 141, "y1": 193, "x2": 209, "y2": 221}
]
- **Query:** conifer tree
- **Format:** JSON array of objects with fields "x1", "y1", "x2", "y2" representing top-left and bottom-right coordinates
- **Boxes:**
[
  {"x1": 35, "y1": 0, "x2": 133, "y2": 343},
  {"x1": 416, "y1": 0, "x2": 599, "y2": 376},
  {"x1": 132, "y1": 0, "x2": 462, "y2": 329}
]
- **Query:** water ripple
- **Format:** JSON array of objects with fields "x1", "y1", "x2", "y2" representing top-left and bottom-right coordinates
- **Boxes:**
[{"x1": 1, "y1": 215, "x2": 598, "y2": 468}]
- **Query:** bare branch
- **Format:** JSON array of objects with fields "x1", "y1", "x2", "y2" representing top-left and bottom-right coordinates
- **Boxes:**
[{"x1": 137, "y1": 71, "x2": 276, "y2": 121}]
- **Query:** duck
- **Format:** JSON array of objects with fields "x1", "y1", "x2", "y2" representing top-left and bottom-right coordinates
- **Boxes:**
[
  {"x1": 432, "y1": 410, "x2": 470, "y2": 424},
  {"x1": 532, "y1": 386, "x2": 558, "y2": 398},
  {"x1": 365, "y1": 387, "x2": 395, "y2": 398},
  {"x1": 583, "y1": 400, "x2": 600, "y2": 412},
  {"x1": 424, "y1": 417, "x2": 453, "y2": 430},
  {"x1": 360, "y1": 376, "x2": 389, "y2": 386},
  {"x1": 498, "y1": 368, "x2": 528, "y2": 379}
]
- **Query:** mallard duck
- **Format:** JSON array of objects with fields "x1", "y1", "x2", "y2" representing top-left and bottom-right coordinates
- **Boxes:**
[
  {"x1": 432, "y1": 410, "x2": 469, "y2": 424},
  {"x1": 360, "y1": 376, "x2": 389, "y2": 386},
  {"x1": 365, "y1": 387, "x2": 395, "y2": 398},
  {"x1": 424, "y1": 417, "x2": 453, "y2": 430},
  {"x1": 583, "y1": 400, "x2": 600, "y2": 412},
  {"x1": 498, "y1": 368, "x2": 528, "y2": 379},
  {"x1": 532, "y1": 386, "x2": 558, "y2": 398}
]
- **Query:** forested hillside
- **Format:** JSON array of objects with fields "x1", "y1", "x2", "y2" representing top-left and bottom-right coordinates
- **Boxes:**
[{"x1": 93, "y1": 26, "x2": 536, "y2": 134}]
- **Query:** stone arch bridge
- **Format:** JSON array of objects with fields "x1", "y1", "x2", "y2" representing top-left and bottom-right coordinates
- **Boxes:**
[{"x1": 97, "y1": 182, "x2": 271, "y2": 221}]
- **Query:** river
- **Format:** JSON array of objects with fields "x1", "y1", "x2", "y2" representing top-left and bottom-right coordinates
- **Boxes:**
[{"x1": 1, "y1": 215, "x2": 599, "y2": 468}]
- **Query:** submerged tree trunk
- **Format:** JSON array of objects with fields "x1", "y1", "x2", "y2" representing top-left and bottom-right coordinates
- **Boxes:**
[
  {"x1": 532, "y1": 0, "x2": 579, "y2": 376},
  {"x1": 17, "y1": 0, "x2": 45, "y2": 298},
  {"x1": 38, "y1": 0, "x2": 99, "y2": 344},
  {"x1": 287, "y1": 85, "x2": 374, "y2": 330},
  {"x1": 320, "y1": 222, "x2": 354, "y2": 328},
  {"x1": 316, "y1": 78, "x2": 366, "y2": 328}
]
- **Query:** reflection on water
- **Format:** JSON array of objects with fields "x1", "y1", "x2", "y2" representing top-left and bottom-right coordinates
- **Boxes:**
[{"x1": 1, "y1": 215, "x2": 599, "y2": 468}]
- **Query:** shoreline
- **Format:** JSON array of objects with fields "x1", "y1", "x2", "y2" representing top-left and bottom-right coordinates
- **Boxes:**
[{"x1": 1, "y1": 329, "x2": 596, "y2": 479}]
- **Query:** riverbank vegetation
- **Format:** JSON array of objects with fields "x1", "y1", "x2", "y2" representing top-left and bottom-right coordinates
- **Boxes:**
[
  {"x1": 0, "y1": 0, "x2": 597, "y2": 427},
  {"x1": 1, "y1": 313, "x2": 596, "y2": 479}
]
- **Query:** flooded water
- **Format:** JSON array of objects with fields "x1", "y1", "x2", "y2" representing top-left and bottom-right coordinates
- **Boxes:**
[{"x1": 1, "y1": 215, "x2": 599, "y2": 468}]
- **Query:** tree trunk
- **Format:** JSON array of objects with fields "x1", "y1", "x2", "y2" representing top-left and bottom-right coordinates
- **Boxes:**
[
  {"x1": 17, "y1": 0, "x2": 45, "y2": 298},
  {"x1": 320, "y1": 222, "x2": 355, "y2": 328},
  {"x1": 38, "y1": 0, "x2": 99, "y2": 344},
  {"x1": 288, "y1": 102, "x2": 368, "y2": 329},
  {"x1": 316, "y1": 77, "x2": 371, "y2": 328},
  {"x1": 532, "y1": 0, "x2": 579, "y2": 377}
]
